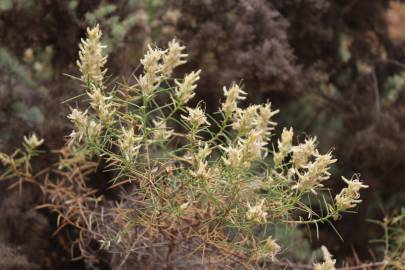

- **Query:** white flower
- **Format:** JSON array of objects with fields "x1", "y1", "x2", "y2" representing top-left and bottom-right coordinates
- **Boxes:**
[
  {"x1": 152, "y1": 118, "x2": 173, "y2": 141},
  {"x1": 291, "y1": 137, "x2": 317, "y2": 168},
  {"x1": 0, "y1": 153, "x2": 13, "y2": 166},
  {"x1": 261, "y1": 236, "x2": 281, "y2": 261},
  {"x1": 87, "y1": 120, "x2": 102, "y2": 141},
  {"x1": 195, "y1": 141, "x2": 211, "y2": 161},
  {"x1": 220, "y1": 144, "x2": 244, "y2": 168},
  {"x1": 232, "y1": 105, "x2": 259, "y2": 136},
  {"x1": 87, "y1": 86, "x2": 115, "y2": 126},
  {"x1": 255, "y1": 102, "x2": 278, "y2": 136},
  {"x1": 23, "y1": 133, "x2": 44, "y2": 149},
  {"x1": 88, "y1": 85, "x2": 109, "y2": 109},
  {"x1": 221, "y1": 130, "x2": 266, "y2": 168},
  {"x1": 246, "y1": 199, "x2": 268, "y2": 224},
  {"x1": 97, "y1": 103, "x2": 115, "y2": 126},
  {"x1": 67, "y1": 109, "x2": 90, "y2": 144},
  {"x1": 68, "y1": 108, "x2": 88, "y2": 128},
  {"x1": 243, "y1": 130, "x2": 268, "y2": 159},
  {"x1": 137, "y1": 72, "x2": 160, "y2": 96},
  {"x1": 221, "y1": 83, "x2": 247, "y2": 118},
  {"x1": 335, "y1": 176, "x2": 368, "y2": 211},
  {"x1": 118, "y1": 127, "x2": 141, "y2": 161},
  {"x1": 273, "y1": 127, "x2": 293, "y2": 166},
  {"x1": 190, "y1": 159, "x2": 211, "y2": 179},
  {"x1": 181, "y1": 106, "x2": 210, "y2": 128},
  {"x1": 77, "y1": 24, "x2": 107, "y2": 87},
  {"x1": 190, "y1": 141, "x2": 212, "y2": 179},
  {"x1": 67, "y1": 108, "x2": 102, "y2": 145},
  {"x1": 99, "y1": 240, "x2": 111, "y2": 250},
  {"x1": 68, "y1": 108, "x2": 102, "y2": 142},
  {"x1": 292, "y1": 151, "x2": 337, "y2": 194},
  {"x1": 141, "y1": 44, "x2": 164, "y2": 74},
  {"x1": 138, "y1": 44, "x2": 165, "y2": 95},
  {"x1": 314, "y1": 246, "x2": 336, "y2": 270},
  {"x1": 161, "y1": 39, "x2": 187, "y2": 76},
  {"x1": 67, "y1": 130, "x2": 80, "y2": 147},
  {"x1": 174, "y1": 70, "x2": 201, "y2": 104}
]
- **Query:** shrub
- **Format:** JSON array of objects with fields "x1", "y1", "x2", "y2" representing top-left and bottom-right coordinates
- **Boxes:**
[
  {"x1": 1, "y1": 25, "x2": 369, "y2": 269},
  {"x1": 160, "y1": 0, "x2": 302, "y2": 111}
]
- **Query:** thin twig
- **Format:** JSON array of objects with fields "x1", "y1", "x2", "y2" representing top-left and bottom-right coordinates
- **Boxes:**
[{"x1": 371, "y1": 70, "x2": 381, "y2": 114}]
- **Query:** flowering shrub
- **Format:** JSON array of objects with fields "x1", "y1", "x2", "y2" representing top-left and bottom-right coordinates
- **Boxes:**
[{"x1": 0, "y1": 25, "x2": 369, "y2": 269}]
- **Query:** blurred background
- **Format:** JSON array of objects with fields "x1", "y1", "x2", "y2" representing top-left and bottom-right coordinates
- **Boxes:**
[{"x1": 0, "y1": 0, "x2": 404, "y2": 269}]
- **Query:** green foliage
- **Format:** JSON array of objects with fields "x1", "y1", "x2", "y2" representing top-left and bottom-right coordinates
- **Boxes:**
[
  {"x1": 384, "y1": 73, "x2": 405, "y2": 103},
  {"x1": 0, "y1": 47, "x2": 37, "y2": 89},
  {"x1": 0, "y1": 0, "x2": 34, "y2": 11},
  {"x1": 11, "y1": 102, "x2": 44, "y2": 125}
]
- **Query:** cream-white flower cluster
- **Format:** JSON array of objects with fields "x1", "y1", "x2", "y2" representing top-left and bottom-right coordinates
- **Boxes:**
[
  {"x1": 181, "y1": 106, "x2": 210, "y2": 129},
  {"x1": 118, "y1": 126, "x2": 141, "y2": 161},
  {"x1": 174, "y1": 70, "x2": 201, "y2": 105},
  {"x1": 77, "y1": 25, "x2": 115, "y2": 130},
  {"x1": 221, "y1": 130, "x2": 267, "y2": 168},
  {"x1": 220, "y1": 86, "x2": 279, "y2": 168},
  {"x1": 273, "y1": 127, "x2": 293, "y2": 166},
  {"x1": 254, "y1": 235, "x2": 281, "y2": 262},
  {"x1": 221, "y1": 83, "x2": 247, "y2": 118},
  {"x1": 264, "y1": 236, "x2": 281, "y2": 261},
  {"x1": 88, "y1": 85, "x2": 115, "y2": 126},
  {"x1": 335, "y1": 176, "x2": 369, "y2": 211},
  {"x1": 138, "y1": 39, "x2": 187, "y2": 96},
  {"x1": 138, "y1": 45, "x2": 164, "y2": 95},
  {"x1": 232, "y1": 105, "x2": 259, "y2": 136},
  {"x1": 272, "y1": 130, "x2": 338, "y2": 194},
  {"x1": 189, "y1": 141, "x2": 212, "y2": 179},
  {"x1": 0, "y1": 153, "x2": 13, "y2": 166},
  {"x1": 246, "y1": 199, "x2": 268, "y2": 224},
  {"x1": 161, "y1": 39, "x2": 188, "y2": 77},
  {"x1": 256, "y1": 103, "x2": 278, "y2": 136},
  {"x1": 68, "y1": 109, "x2": 102, "y2": 145},
  {"x1": 232, "y1": 103, "x2": 278, "y2": 137},
  {"x1": 291, "y1": 137, "x2": 317, "y2": 168},
  {"x1": 77, "y1": 24, "x2": 107, "y2": 87},
  {"x1": 152, "y1": 118, "x2": 174, "y2": 142},
  {"x1": 23, "y1": 133, "x2": 44, "y2": 150},
  {"x1": 292, "y1": 151, "x2": 337, "y2": 194}
]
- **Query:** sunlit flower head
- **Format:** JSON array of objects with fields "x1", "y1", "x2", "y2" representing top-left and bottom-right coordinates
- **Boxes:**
[
  {"x1": 335, "y1": 176, "x2": 368, "y2": 211},
  {"x1": 221, "y1": 83, "x2": 247, "y2": 118},
  {"x1": 232, "y1": 105, "x2": 259, "y2": 136},
  {"x1": 274, "y1": 127, "x2": 294, "y2": 166},
  {"x1": 291, "y1": 137, "x2": 317, "y2": 168},
  {"x1": 292, "y1": 151, "x2": 337, "y2": 194},
  {"x1": 152, "y1": 118, "x2": 174, "y2": 141},
  {"x1": 118, "y1": 127, "x2": 141, "y2": 161},
  {"x1": 77, "y1": 24, "x2": 107, "y2": 87},
  {"x1": 246, "y1": 199, "x2": 268, "y2": 224},
  {"x1": 23, "y1": 133, "x2": 44, "y2": 149},
  {"x1": 181, "y1": 106, "x2": 210, "y2": 129},
  {"x1": 161, "y1": 39, "x2": 187, "y2": 76},
  {"x1": 174, "y1": 70, "x2": 201, "y2": 104}
]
